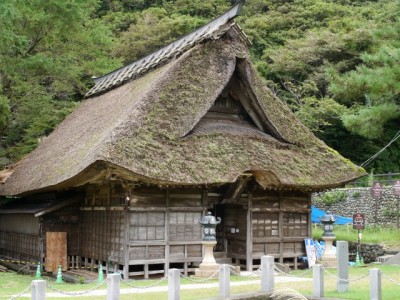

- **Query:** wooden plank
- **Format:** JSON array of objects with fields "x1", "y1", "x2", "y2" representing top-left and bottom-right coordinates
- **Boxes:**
[{"x1": 46, "y1": 232, "x2": 67, "y2": 272}]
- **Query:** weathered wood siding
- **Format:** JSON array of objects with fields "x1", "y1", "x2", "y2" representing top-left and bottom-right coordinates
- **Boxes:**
[
  {"x1": 0, "y1": 214, "x2": 40, "y2": 262},
  {"x1": 251, "y1": 190, "x2": 310, "y2": 268},
  {"x1": 78, "y1": 183, "x2": 310, "y2": 276}
]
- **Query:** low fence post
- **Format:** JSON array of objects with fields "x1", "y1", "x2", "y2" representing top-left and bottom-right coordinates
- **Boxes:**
[
  {"x1": 219, "y1": 264, "x2": 230, "y2": 299},
  {"x1": 31, "y1": 279, "x2": 46, "y2": 300},
  {"x1": 260, "y1": 255, "x2": 274, "y2": 292},
  {"x1": 337, "y1": 241, "x2": 349, "y2": 293},
  {"x1": 370, "y1": 268, "x2": 382, "y2": 300},
  {"x1": 168, "y1": 268, "x2": 180, "y2": 300},
  {"x1": 312, "y1": 264, "x2": 324, "y2": 297},
  {"x1": 107, "y1": 273, "x2": 120, "y2": 300}
]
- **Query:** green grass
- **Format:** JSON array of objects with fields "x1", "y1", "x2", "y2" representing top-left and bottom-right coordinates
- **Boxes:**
[
  {"x1": 312, "y1": 224, "x2": 400, "y2": 249},
  {"x1": 1, "y1": 265, "x2": 400, "y2": 300}
]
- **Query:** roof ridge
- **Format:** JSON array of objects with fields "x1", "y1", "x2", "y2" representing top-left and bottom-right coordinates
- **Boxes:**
[{"x1": 85, "y1": 0, "x2": 245, "y2": 98}]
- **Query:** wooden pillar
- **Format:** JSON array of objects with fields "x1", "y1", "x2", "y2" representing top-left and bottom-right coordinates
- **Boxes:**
[
  {"x1": 165, "y1": 190, "x2": 170, "y2": 276},
  {"x1": 123, "y1": 209, "x2": 130, "y2": 279},
  {"x1": 246, "y1": 192, "x2": 253, "y2": 271},
  {"x1": 278, "y1": 192, "x2": 283, "y2": 264}
]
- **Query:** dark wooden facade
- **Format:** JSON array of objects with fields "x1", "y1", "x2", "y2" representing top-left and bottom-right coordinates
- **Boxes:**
[{"x1": 0, "y1": 182, "x2": 310, "y2": 278}]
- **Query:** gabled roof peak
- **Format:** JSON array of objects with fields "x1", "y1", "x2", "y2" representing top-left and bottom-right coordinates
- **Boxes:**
[{"x1": 85, "y1": 0, "x2": 247, "y2": 98}]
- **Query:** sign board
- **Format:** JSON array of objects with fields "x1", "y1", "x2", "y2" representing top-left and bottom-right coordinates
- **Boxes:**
[
  {"x1": 393, "y1": 180, "x2": 400, "y2": 196},
  {"x1": 353, "y1": 213, "x2": 365, "y2": 230},
  {"x1": 304, "y1": 238, "x2": 316, "y2": 268},
  {"x1": 46, "y1": 232, "x2": 67, "y2": 272},
  {"x1": 371, "y1": 182, "x2": 383, "y2": 198}
]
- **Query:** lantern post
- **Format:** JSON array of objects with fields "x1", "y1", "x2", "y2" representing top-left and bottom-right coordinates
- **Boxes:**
[
  {"x1": 393, "y1": 180, "x2": 400, "y2": 229},
  {"x1": 195, "y1": 212, "x2": 221, "y2": 277},
  {"x1": 319, "y1": 214, "x2": 337, "y2": 267}
]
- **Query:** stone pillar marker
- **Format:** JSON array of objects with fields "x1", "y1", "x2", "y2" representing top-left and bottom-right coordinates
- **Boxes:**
[
  {"x1": 195, "y1": 212, "x2": 221, "y2": 277},
  {"x1": 219, "y1": 264, "x2": 230, "y2": 299},
  {"x1": 31, "y1": 279, "x2": 46, "y2": 300},
  {"x1": 313, "y1": 264, "x2": 324, "y2": 298},
  {"x1": 260, "y1": 255, "x2": 274, "y2": 292},
  {"x1": 168, "y1": 268, "x2": 180, "y2": 300},
  {"x1": 106, "y1": 273, "x2": 121, "y2": 300},
  {"x1": 336, "y1": 241, "x2": 349, "y2": 293},
  {"x1": 370, "y1": 268, "x2": 382, "y2": 300}
]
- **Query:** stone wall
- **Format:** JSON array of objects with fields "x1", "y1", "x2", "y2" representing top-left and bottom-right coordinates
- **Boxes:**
[{"x1": 312, "y1": 187, "x2": 400, "y2": 227}]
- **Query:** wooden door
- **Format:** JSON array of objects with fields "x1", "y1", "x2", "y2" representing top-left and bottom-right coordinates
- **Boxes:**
[{"x1": 46, "y1": 232, "x2": 67, "y2": 272}]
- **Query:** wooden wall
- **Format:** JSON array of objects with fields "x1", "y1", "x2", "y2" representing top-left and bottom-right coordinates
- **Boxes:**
[
  {"x1": 0, "y1": 214, "x2": 40, "y2": 262},
  {"x1": 79, "y1": 183, "x2": 310, "y2": 277}
]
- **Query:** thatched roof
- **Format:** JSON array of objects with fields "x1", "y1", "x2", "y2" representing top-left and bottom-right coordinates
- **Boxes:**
[{"x1": 0, "y1": 2, "x2": 365, "y2": 196}]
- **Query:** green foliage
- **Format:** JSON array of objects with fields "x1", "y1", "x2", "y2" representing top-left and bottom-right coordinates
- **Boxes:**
[
  {"x1": 315, "y1": 190, "x2": 347, "y2": 206},
  {"x1": 0, "y1": 0, "x2": 121, "y2": 164},
  {"x1": 341, "y1": 103, "x2": 400, "y2": 139},
  {"x1": 294, "y1": 96, "x2": 346, "y2": 132},
  {"x1": 1, "y1": 0, "x2": 399, "y2": 174},
  {"x1": 114, "y1": 9, "x2": 206, "y2": 63},
  {"x1": 0, "y1": 95, "x2": 10, "y2": 130}
]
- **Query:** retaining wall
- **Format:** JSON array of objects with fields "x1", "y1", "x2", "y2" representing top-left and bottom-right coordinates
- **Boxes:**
[{"x1": 312, "y1": 187, "x2": 400, "y2": 226}]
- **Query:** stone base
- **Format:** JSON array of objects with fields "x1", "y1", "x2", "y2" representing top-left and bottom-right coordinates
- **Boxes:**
[
  {"x1": 319, "y1": 257, "x2": 337, "y2": 267},
  {"x1": 194, "y1": 261, "x2": 219, "y2": 278},
  {"x1": 194, "y1": 268, "x2": 219, "y2": 278}
]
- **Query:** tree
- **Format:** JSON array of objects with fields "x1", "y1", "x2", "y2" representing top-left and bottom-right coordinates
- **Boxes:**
[{"x1": 0, "y1": 0, "x2": 121, "y2": 162}]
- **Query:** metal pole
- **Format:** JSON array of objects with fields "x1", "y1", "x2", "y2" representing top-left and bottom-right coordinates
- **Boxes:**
[{"x1": 260, "y1": 255, "x2": 274, "y2": 292}]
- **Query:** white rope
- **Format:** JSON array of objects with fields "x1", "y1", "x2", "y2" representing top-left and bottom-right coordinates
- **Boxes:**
[
  {"x1": 121, "y1": 276, "x2": 167, "y2": 289},
  {"x1": 180, "y1": 270, "x2": 219, "y2": 282},
  {"x1": 46, "y1": 279, "x2": 107, "y2": 296},
  {"x1": 8, "y1": 284, "x2": 32, "y2": 300}
]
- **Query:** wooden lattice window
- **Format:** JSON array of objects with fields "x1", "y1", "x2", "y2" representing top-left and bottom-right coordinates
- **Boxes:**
[
  {"x1": 130, "y1": 212, "x2": 165, "y2": 241},
  {"x1": 169, "y1": 212, "x2": 202, "y2": 241},
  {"x1": 252, "y1": 212, "x2": 279, "y2": 238},
  {"x1": 282, "y1": 213, "x2": 308, "y2": 237}
]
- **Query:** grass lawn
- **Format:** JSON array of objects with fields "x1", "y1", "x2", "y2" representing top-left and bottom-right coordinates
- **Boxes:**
[
  {"x1": 312, "y1": 224, "x2": 400, "y2": 249},
  {"x1": 1, "y1": 265, "x2": 400, "y2": 300}
]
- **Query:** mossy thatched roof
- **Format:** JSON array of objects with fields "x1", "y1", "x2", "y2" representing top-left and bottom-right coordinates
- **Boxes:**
[{"x1": 0, "y1": 14, "x2": 365, "y2": 196}]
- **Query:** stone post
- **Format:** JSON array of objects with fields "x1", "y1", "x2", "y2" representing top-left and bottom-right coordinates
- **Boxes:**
[
  {"x1": 260, "y1": 255, "x2": 274, "y2": 292},
  {"x1": 107, "y1": 273, "x2": 120, "y2": 300},
  {"x1": 336, "y1": 241, "x2": 349, "y2": 293},
  {"x1": 219, "y1": 264, "x2": 230, "y2": 299},
  {"x1": 370, "y1": 268, "x2": 382, "y2": 300},
  {"x1": 312, "y1": 264, "x2": 324, "y2": 298},
  {"x1": 31, "y1": 280, "x2": 46, "y2": 300},
  {"x1": 168, "y1": 268, "x2": 180, "y2": 300}
]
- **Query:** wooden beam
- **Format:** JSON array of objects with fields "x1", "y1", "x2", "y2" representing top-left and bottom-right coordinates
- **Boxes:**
[
  {"x1": 221, "y1": 176, "x2": 250, "y2": 204},
  {"x1": 246, "y1": 192, "x2": 253, "y2": 271}
]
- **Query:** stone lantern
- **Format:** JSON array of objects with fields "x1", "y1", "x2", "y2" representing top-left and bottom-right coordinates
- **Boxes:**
[
  {"x1": 319, "y1": 213, "x2": 337, "y2": 267},
  {"x1": 195, "y1": 212, "x2": 221, "y2": 277}
]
